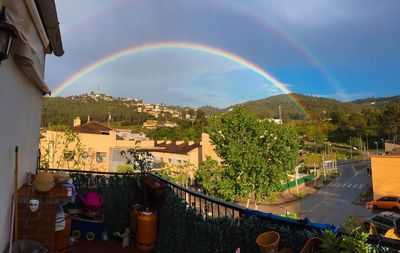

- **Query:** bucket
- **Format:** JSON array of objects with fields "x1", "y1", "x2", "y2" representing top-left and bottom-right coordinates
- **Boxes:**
[{"x1": 256, "y1": 231, "x2": 280, "y2": 253}]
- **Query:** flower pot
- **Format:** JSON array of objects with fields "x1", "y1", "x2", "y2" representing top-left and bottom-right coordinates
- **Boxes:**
[
  {"x1": 129, "y1": 204, "x2": 141, "y2": 239},
  {"x1": 136, "y1": 210, "x2": 157, "y2": 251},
  {"x1": 144, "y1": 178, "x2": 166, "y2": 198},
  {"x1": 300, "y1": 237, "x2": 322, "y2": 253},
  {"x1": 34, "y1": 172, "x2": 54, "y2": 192},
  {"x1": 256, "y1": 231, "x2": 280, "y2": 253}
]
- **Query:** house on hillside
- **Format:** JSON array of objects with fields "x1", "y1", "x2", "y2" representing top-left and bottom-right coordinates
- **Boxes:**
[{"x1": 0, "y1": 0, "x2": 63, "y2": 251}]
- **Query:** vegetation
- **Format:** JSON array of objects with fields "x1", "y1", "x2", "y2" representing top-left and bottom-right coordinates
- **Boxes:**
[
  {"x1": 197, "y1": 107, "x2": 299, "y2": 204},
  {"x1": 40, "y1": 128, "x2": 85, "y2": 170}
]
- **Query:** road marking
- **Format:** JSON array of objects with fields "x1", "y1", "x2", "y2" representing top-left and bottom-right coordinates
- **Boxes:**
[
  {"x1": 347, "y1": 184, "x2": 353, "y2": 188},
  {"x1": 336, "y1": 183, "x2": 342, "y2": 187},
  {"x1": 331, "y1": 183, "x2": 338, "y2": 187},
  {"x1": 358, "y1": 185, "x2": 363, "y2": 189},
  {"x1": 342, "y1": 183, "x2": 347, "y2": 187},
  {"x1": 352, "y1": 184, "x2": 358, "y2": 188}
]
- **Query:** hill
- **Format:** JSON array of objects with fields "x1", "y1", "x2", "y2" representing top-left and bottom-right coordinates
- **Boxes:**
[
  {"x1": 352, "y1": 95, "x2": 400, "y2": 108},
  {"x1": 225, "y1": 94, "x2": 358, "y2": 120}
]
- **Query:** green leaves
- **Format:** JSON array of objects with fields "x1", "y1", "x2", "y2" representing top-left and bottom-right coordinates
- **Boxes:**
[{"x1": 205, "y1": 107, "x2": 300, "y2": 202}]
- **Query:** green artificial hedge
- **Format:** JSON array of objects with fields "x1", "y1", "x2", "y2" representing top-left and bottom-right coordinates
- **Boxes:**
[
  {"x1": 70, "y1": 173, "x2": 396, "y2": 252},
  {"x1": 154, "y1": 188, "x2": 319, "y2": 253}
]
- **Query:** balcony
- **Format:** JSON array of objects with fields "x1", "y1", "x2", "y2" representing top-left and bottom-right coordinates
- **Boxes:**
[{"x1": 31, "y1": 169, "x2": 400, "y2": 253}]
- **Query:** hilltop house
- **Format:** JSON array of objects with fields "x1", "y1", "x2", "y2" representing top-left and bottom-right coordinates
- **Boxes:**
[{"x1": 0, "y1": 0, "x2": 63, "y2": 251}]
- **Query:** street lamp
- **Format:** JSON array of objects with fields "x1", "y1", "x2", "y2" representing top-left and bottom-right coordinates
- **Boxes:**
[
  {"x1": 0, "y1": 7, "x2": 14, "y2": 65},
  {"x1": 374, "y1": 141, "x2": 378, "y2": 155}
]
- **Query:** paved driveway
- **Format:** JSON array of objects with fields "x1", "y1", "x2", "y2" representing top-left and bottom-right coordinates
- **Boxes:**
[{"x1": 256, "y1": 161, "x2": 374, "y2": 227}]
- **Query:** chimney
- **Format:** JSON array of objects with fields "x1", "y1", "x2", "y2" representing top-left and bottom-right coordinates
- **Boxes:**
[{"x1": 73, "y1": 117, "x2": 81, "y2": 127}]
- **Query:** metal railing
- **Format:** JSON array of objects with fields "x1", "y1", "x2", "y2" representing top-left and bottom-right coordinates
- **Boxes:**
[{"x1": 41, "y1": 168, "x2": 400, "y2": 250}]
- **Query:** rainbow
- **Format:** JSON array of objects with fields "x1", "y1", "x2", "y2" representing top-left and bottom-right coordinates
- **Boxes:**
[{"x1": 52, "y1": 41, "x2": 314, "y2": 119}]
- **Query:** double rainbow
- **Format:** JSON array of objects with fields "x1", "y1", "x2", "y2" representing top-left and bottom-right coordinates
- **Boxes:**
[{"x1": 52, "y1": 41, "x2": 313, "y2": 119}]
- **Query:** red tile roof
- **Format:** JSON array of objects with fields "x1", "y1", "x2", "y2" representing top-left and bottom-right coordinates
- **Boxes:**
[
  {"x1": 153, "y1": 142, "x2": 200, "y2": 155},
  {"x1": 73, "y1": 121, "x2": 112, "y2": 135}
]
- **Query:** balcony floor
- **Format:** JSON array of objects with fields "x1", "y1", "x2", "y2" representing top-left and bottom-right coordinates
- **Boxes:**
[{"x1": 67, "y1": 239, "x2": 150, "y2": 253}]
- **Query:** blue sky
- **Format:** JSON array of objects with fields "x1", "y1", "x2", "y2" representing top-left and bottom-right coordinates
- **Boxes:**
[{"x1": 46, "y1": 0, "x2": 400, "y2": 108}]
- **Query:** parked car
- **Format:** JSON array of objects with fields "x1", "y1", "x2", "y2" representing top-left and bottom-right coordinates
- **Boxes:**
[
  {"x1": 369, "y1": 196, "x2": 400, "y2": 211},
  {"x1": 364, "y1": 211, "x2": 400, "y2": 234}
]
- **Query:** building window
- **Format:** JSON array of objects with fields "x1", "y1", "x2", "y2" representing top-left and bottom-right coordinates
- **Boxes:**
[
  {"x1": 96, "y1": 152, "x2": 107, "y2": 163},
  {"x1": 64, "y1": 151, "x2": 74, "y2": 161}
]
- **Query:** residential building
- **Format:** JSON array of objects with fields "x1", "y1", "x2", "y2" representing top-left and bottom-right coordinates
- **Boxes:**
[
  {"x1": 371, "y1": 152, "x2": 400, "y2": 200},
  {"x1": 0, "y1": 0, "x2": 63, "y2": 250},
  {"x1": 143, "y1": 119, "x2": 159, "y2": 129},
  {"x1": 40, "y1": 120, "x2": 154, "y2": 172},
  {"x1": 201, "y1": 133, "x2": 222, "y2": 163}
]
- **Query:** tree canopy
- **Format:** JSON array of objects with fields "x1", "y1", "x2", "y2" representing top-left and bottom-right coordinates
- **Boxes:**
[{"x1": 198, "y1": 107, "x2": 300, "y2": 202}]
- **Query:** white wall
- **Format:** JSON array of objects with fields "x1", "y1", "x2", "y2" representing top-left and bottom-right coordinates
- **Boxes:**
[{"x1": 0, "y1": 43, "x2": 44, "y2": 251}]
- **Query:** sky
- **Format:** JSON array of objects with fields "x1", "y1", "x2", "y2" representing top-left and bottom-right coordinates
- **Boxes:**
[{"x1": 46, "y1": 0, "x2": 400, "y2": 108}]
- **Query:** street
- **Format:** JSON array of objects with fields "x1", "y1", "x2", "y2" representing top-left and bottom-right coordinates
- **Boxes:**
[{"x1": 257, "y1": 160, "x2": 374, "y2": 227}]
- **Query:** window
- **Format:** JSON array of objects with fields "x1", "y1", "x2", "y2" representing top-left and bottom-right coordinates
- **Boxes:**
[
  {"x1": 96, "y1": 152, "x2": 107, "y2": 162},
  {"x1": 63, "y1": 151, "x2": 74, "y2": 161}
]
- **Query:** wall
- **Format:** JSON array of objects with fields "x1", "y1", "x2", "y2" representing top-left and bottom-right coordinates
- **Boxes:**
[
  {"x1": 385, "y1": 142, "x2": 400, "y2": 153},
  {"x1": 0, "y1": 41, "x2": 44, "y2": 251},
  {"x1": 371, "y1": 156, "x2": 400, "y2": 199},
  {"x1": 201, "y1": 133, "x2": 222, "y2": 163}
]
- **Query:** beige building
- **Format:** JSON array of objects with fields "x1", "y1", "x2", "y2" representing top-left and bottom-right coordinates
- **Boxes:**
[
  {"x1": 201, "y1": 133, "x2": 222, "y2": 163},
  {"x1": 41, "y1": 120, "x2": 155, "y2": 172},
  {"x1": 0, "y1": 0, "x2": 63, "y2": 250},
  {"x1": 384, "y1": 141, "x2": 400, "y2": 154},
  {"x1": 371, "y1": 154, "x2": 400, "y2": 200}
]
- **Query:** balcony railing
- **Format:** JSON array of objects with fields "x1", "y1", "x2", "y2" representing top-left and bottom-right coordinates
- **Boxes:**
[{"x1": 41, "y1": 168, "x2": 400, "y2": 252}]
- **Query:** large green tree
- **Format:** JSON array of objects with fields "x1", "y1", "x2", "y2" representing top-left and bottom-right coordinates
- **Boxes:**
[{"x1": 205, "y1": 107, "x2": 300, "y2": 203}]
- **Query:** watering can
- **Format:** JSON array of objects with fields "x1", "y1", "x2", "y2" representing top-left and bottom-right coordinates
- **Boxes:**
[{"x1": 77, "y1": 192, "x2": 103, "y2": 211}]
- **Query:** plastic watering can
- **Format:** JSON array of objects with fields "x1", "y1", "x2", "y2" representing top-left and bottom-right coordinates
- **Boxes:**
[{"x1": 77, "y1": 192, "x2": 103, "y2": 211}]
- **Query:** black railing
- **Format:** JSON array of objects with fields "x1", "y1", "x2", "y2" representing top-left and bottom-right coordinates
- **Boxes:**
[{"x1": 41, "y1": 168, "x2": 400, "y2": 250}]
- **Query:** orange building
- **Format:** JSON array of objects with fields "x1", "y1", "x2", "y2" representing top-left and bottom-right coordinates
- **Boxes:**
[{"x1": 371, "y1": 154, "x2": 400, "y2": 200}]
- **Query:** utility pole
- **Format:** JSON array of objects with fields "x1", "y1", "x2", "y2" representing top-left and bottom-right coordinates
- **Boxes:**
[
  {"x1": 366, "y1": 134, "x2": 369, "y2": 156},
  {"x1": 279, "y1": 105, "x2": 282, "y2": 123},
  {"x1": 374, "y1": 141, "x2": 378, "y2": 155},
  {"x1": 107, "y1": 107, "x2": 112, "y2": 126}
]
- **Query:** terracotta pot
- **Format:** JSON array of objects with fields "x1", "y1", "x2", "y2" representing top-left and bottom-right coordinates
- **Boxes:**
[
  {"x1": 136, "y1": 210, "x2": 157, "y2": 251},
  {"x1": 34, "y1": 172, "x2": 54, "y2": 192},
  {"x1": 299, "y1": 237, "x2": 322, "y2": 253},
  {"x1": 256, "y1": 231, "x2": 280, "y2": 253},
  {"x1": 144, "y1": 178, "x2": 165, "y2": 197}
]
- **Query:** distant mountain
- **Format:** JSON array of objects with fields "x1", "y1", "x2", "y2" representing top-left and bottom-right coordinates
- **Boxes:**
[
  {"x1": 220, "y1": 94, "x2": 357, "y2": 120},
  {"x1": 197, "y1": 105, "x2": 223, "y2": 115},
  {"x1": 352, "y1": 95, "x2": 400, "y2": 108}
]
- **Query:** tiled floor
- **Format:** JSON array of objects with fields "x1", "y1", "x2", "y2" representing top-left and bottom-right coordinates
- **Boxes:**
[{"x1": 67, "y1": 239, "x2": 151, "y2": 253}]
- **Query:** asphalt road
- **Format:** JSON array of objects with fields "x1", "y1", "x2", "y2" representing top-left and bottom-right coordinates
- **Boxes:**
[{"x1": 257, "y1": 160, "x2": 374, "y2": 227}]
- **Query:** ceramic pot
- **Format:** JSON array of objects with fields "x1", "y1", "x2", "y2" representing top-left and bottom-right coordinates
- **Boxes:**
[{"x1": 34, "y1": 172, "x2": 54, "y2": 192}]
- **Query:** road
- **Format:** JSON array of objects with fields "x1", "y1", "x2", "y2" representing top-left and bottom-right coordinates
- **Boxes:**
[{"x1": 257, "y1": 160, "x2": 374, "y2": 227}]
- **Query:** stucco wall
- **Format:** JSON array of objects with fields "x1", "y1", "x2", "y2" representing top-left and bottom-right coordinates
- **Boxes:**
[
  {"x1": 201, "y1": 133, "x2": 222, "y2": 163},
  {"x1": 0, "y1": 48, "x2": 43, "y2": 250},
  {"x1": 385, "y1": 142, "x2": 400, "y2": 153},
  {"x1": 371, "y1": 156, "x2": 400, "y2": 200}
]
